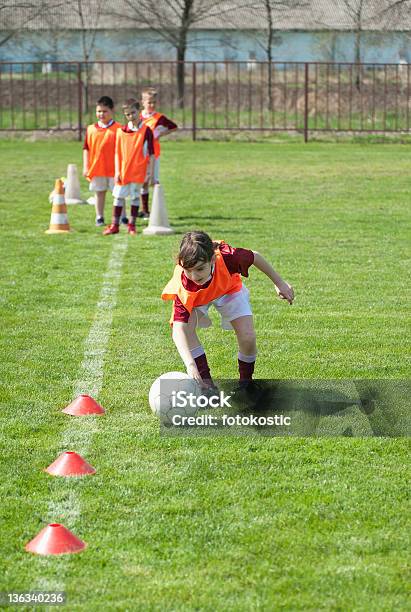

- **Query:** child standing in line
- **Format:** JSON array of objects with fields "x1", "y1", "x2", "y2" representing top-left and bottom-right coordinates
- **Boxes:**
[
  {"x1": 162, "y1": 231, "x2": 294, "y2": 389},
  {"x1": 83, "y1": 96, "x2": 121, "y2": 227},
  {"x1": 103, "y1": 98, "x2": 155, "y2": 236},
  {"x1": 139, "y1": 88, "x2": 177, "y2": 219}
]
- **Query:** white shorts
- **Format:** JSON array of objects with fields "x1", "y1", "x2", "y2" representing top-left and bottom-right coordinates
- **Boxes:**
[
  {"x1": 89, "y1": 177, "x2": 114, "y2": 192},
  {"x1": 192, "y1": 285, "x2": 252, "y2": 331},
  {"x1": 112, "y1": 183, "x2": 142, "y2": 199}
]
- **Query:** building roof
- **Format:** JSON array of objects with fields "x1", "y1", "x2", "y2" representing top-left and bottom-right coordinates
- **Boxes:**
[{"x1": 1, "y1": 0, "x2": 410, "y2": 32}]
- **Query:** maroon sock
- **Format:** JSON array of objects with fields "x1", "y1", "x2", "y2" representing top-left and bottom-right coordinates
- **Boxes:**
[
  {"x1": 238, "y1": 359, "x2": 255, "y2": 381},
  {"x1": 112, "y1": 205, "x2": 123, "y2": 225},
  {"x1": 140, "y1": 192, "x2": 149, "y2": 214},
  {"x1": 130, "y1": 204, "x2": 139, "y2": 224},
  {"x1": 194, "y1": 353, "x2": 213, "y2": 386}
]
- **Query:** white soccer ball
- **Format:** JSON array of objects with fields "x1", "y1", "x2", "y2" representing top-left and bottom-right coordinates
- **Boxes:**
[{"x1": 148, "y1": 371, "x2": 201, "y2": 425}]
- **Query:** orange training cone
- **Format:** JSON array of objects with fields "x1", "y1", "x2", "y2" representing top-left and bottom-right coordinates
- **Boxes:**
[
  {"x1": 62, "y1": 394, "x2": 105, "y2": 416},
  {"x1": 49, "y1": 176, "x2": 66, "y2": 203},
  {"x1": 45, "y1": 179, "x2": 70, "y2": 234},
  {"x1": 45, "y1": 451, "x2": 96, "y2": 477},
  {"x1": 25, "y1": 523, "x2": 86, "y2": 555}
]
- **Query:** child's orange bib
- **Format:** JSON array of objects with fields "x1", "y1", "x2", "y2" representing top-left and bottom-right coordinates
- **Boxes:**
[
  {"x1": 116, "y1": 126, "x2": 149, "y2": 184},
  {"x1": 162, "y1": 247, "x2": 243, "y2": 320},
  {"x1": 86, "y1": 122, "x2": 120, "y2": 180},
  {"x1": 141, "y1": 112, "x2": 162, "y2": 158}
]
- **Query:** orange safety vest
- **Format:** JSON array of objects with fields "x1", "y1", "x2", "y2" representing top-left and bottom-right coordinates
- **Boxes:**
[
  {"x1": 140, "y1": 112, "x2": 162, "y2": 158},
  {"x1": 162, "y1": 246, "x2": 243, "y2": 322},
  {"x1": 115, "y1": 126, "x2": 150, "y2": 185},
  {"x1": 85, "y1": 121, "x2": 120, "y2": 180}
]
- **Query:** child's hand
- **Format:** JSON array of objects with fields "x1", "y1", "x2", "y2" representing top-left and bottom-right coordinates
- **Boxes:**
[
  {"x1": 82, "y1": 168, "x2": 88, "y2": 177},
  {"x1": 187, "y1": 362, "x2": 206, "y2": 388},
  {"x1": 275, "y1": 281, "x2": 294, "y2": 305},
  {"x1": 115, "y1": 173, "x2": 121, "y2": 184}
]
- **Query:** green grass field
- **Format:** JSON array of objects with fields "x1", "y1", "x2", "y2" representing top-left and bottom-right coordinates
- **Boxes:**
[
  {"x1": 0, "y1": 139, "x2": 410, "y2": 610},
  {"x1": 1, "y1": 107, "x2": 409, "y2": 133}
]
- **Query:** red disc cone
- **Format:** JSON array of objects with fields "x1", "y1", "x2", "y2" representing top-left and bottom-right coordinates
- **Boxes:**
[
  {"x1": 62, "y1": 394, "x2": 105, "y2": 416},
  {"x1": 25, "y1": 523, "x2": 86, "y2": 555},
  {"x1": 45, "y1": 451, "x2": 96, "y2": 477}
]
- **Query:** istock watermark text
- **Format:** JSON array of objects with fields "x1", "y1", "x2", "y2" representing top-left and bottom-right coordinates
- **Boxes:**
[{"x1": 171, "y1": 390, "x2": 232, "y2": 409}]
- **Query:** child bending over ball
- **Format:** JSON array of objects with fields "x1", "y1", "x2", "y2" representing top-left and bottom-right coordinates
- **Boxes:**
[
  {"x1": 139, "y1": 88, "x2": 177, "y2": 219},
  {"x1": 162, "y1": 231, "x2": 294, "y2": 390}
]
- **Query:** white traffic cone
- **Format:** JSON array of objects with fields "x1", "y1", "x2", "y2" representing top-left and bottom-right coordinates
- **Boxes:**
[
  {"x1": 45, "y1": 179, "x2": 71, "y2": 234},
  {"x1": 65, "y1": 164, "x2": 83, "y2": 204},
  {"x1": 143, "y1": 184, "x2": 174, "y2": 235}
]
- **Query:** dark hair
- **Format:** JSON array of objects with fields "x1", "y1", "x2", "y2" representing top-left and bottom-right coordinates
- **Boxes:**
[
  {"x1": 97, "y1": 96, "x2": 114, "y2": 109},
  {"x1": 122, "y1": 98, "x2": 139, "y2": 111},
  {"x1": 178, "y1": 231, "x2": 214, "y2": 269}
]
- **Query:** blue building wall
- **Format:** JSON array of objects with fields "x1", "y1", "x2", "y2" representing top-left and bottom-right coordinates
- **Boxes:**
[{"x1": 1, "y1": 29, "x2": 410, "y2": 64}]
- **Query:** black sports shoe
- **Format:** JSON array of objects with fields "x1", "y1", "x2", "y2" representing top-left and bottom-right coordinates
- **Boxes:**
[
  {"x1": 95, "y1": 216, "x2": 105, "y2": 227},
  {"x1": 358, "y1": 396, "x2": 377, "y2": 415},
  {"x1": 201, "y1": 384, "x2": 220, "y2": 404},
  {"x1": 231, "y1": 380, "x2": 265, "y2": 412}
]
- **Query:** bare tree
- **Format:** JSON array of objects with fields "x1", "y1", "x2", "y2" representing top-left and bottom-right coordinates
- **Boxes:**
[
  {"x1": 69, "y1": 0, "x2": 103, "y2": 111},
  {"x1": 71, "y1": 0, "x2": 102, "y2": 65},
  {"x1": 339, "y1": 0, "x2": 368, "y2": 89},
  {"x1": 377, "y1": 0, "x2": 411, "y2": 29},
  {"x1": 0, "y1": 1, "x2": 54, "y2": 48},
  {"x1": 104, "y1": 0, "x2": 248, "y2": 108},
  {"x1": 251, "y1": 1, "x2": 308, "y2": 110},
  {"x1": 326, "y1": 0, "x2": 410, "y2": 90},
  {"x1": 378, "y1": 0, "x2": 411, "y2": 14}
]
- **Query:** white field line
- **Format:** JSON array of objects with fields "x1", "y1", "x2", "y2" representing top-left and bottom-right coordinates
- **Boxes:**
[{"x1": 37, "y1": 238, "x2": 128, "y2": 589}]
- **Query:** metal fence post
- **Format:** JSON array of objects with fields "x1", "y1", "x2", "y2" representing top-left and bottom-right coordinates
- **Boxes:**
[
  {"x1": 192, "y1": 62, "x2": 197, "y2": 141},
  {"x1": 0, "y1": 59, "x2": 408, "y2": 139},
  {"x1": 304, "y1": 62, "x2": 309, "y2": 143},
  {"x1": 77, "y1": 62, "x2": 82, "y2": 141}
]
